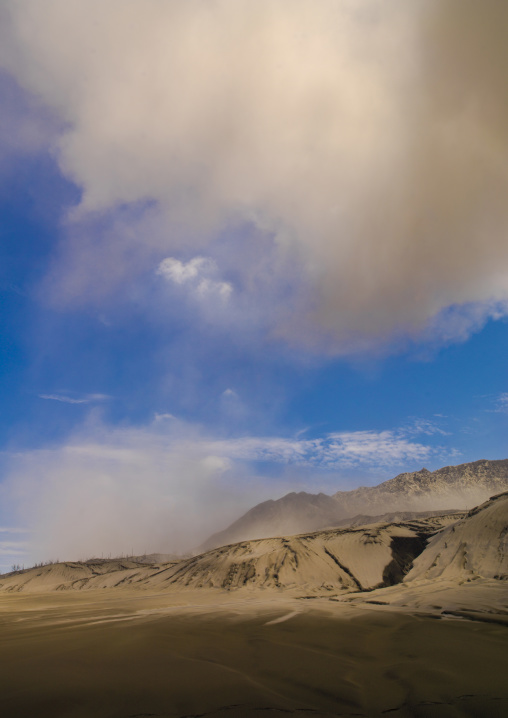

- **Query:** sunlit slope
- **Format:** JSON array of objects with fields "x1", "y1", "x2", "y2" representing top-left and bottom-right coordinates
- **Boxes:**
[
  {"x1": 406, "y1": 491, "x2": 508, "y2": 582},
  {"x1": 0, "y1": 559, "x2": 170, "y2": 593},
  {"x1": 137, "y1": 516, "x2": 459, "y2": 593},
  {"x1": 1, "y1": 494, "x2": 505, "y2": 595},
  {"x1": 0, "y1": 517, "x2": 452, "y2": 594}
]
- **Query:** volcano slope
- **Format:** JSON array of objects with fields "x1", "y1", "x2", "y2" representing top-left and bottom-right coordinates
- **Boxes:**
[
  {"x1": 0, "y1": 512, "x2": 463, "y2": 595},
  {"x1": 0, "y1": 557, "x2": 178, "y2": 593},
  {"x1": 0, "y1": 496, "x2": 507, "y2": 718},
  {"x1": 407, "y1": 490, "x2": 508, "y2": 582},
  {"x1": 339, "y1": 491, "x2": 508, "y2": 623},
  {"x1": 137, "y1": 513, "x2": 463, "y2": 594}
]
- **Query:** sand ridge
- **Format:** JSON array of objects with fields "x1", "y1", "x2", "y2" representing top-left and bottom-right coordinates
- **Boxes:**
[
  {"x1": 0, "y1": 516, "x2": 448, "y2": 594},
  {"x1": 1, "y1": 497, "x2": 506, "y2": 596},
  {"x1": 406, "y1": 491, "x2": 508, "y2": 582}
]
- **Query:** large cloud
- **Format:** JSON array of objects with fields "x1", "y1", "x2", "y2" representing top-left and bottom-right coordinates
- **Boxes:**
[{"x1": 1, "y1": 0, "x2": 508, "y2": 351}]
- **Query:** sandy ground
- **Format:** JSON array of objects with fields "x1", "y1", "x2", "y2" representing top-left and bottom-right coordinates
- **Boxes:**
[{"x1": 1, "y1": 587, "x2": 507, "y2": 718}]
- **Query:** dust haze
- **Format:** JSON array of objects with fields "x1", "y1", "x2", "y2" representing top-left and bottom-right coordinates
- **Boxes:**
[
  {"x1": 1, "y1": 417, "x2": 459, "y2": 566},
  {"x1": 0, "y1": 421, "x2": 272, "y2": 564}
]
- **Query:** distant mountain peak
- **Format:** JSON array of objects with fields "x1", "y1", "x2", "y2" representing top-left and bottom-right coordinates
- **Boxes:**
[{"x1": 201, "y1": 458, "x2": 508, "y2": 551}]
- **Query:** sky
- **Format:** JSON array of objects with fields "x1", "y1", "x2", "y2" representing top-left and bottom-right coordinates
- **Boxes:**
[{"x1": 0, "y1": 0, "x2": 507, "y2": 571}]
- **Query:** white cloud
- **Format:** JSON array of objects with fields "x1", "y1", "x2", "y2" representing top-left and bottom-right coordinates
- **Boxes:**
[
  {"x1": 154, "y1": 412, "x2": 176, "y2": 422},
  {"x1": 322, "y1": 431, "x2": 434, "y2": 467},
  {"x1": 39, "y1": 393, "x2": 110, "y2": 404},
  {"x1": 196, "y1": 277, "x2": 232, "y2": 301},
  {"x1": 401, "y1": 418, "x2": 450, "y2": 437},
  {"x1": 206, "y1": 429, "x2": 441, "y2": 469},
  {"x1": 39, "y1": 395, "x2": 87, "y2": 404},
  {"x1": 158, "y1": 257, "x2": 213, "y2": 285},
  {"x1": 494, "y1": 393, "x2": 508, "y2": 414},
  {"x1": 157, "y1": 256, "x2": 232, "y2": 301},
  {"x1": 222, "y1": 389, "x2": 238, "y2": 399},
  {"x1": 2, "y1": 1, "x2": 508, "y2": 351}
]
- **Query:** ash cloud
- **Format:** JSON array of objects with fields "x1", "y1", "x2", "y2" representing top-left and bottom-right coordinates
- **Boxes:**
[{"x1": 1, "y1": 0, "x2": 508, "y2": 351}]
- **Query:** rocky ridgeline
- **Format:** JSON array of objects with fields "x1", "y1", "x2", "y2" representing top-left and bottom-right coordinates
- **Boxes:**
[{"x1": 203, "y1": 459, "x2": 508, "y2": 549}]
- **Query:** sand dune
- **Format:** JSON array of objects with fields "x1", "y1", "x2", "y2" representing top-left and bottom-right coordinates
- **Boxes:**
[
  {"x1": 142, "y1": 518, "x2": 452, "y2": 593},
  {"x1": 0, "y1": 558, "x2": 174, "y2": 593},
  {"x1": 406, "y1": 491, "x2": 508, "y2": 582},
  {"x1": 0, "y1": 514, "x2": 459, "y2": 595},
  {"x1": 0, "y1": 493, "x2": 505, "y2": 601}
]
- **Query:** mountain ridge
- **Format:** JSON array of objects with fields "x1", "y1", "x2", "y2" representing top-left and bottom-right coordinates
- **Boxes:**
[{"x1": 201, "y1": 458, "x2": 508, "y2": 550}]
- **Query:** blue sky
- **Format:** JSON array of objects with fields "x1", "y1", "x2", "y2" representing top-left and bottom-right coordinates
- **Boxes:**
[{"x1": 0, "y1": 1, "x2": 507, "y2": 569}]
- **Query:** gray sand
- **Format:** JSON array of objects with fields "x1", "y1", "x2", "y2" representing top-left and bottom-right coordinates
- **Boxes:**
[{"x1": 1, "y1": 587, "x2": 507, "y2": 718}]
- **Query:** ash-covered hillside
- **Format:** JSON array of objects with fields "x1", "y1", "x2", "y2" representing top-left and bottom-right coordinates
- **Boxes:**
[
  {"x1": 0, "y1": 492, "x2": 506, "y2": 597},
  {"x1": 202, "y1": 459, "x2": 508, "y2": 549}
]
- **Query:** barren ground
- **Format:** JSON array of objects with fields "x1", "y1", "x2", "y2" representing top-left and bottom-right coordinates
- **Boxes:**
[{"x1": 1, "y1": 585, "x2": 507, "y2": 718}]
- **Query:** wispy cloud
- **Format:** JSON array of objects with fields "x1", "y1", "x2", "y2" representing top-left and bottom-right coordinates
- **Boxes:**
[
  {"x1": 222, "y1": 388, "x2": 238, "y2": 399},
  {"x1": 205, "y1": 429, "x2": 443, "y2": 469},
  {"x1": 0, "y1": 540, "x2": 29, "y2": 557},
  {"x1": 157, "y1": 256, "x2": 232, "y2": 301},
  {"x1": 154, "y1": 412, "x2": 176, "y2": 422},
  {"x1": 493, "y1": 393, "x2": 508, "y2": 414},
  {"x1": 0, "y1": 527, "x2": 31, "y2": 534},
  {"x1": 401, "y1": 418, "x2": 451, "y2": 437},
  {"x1": 481, "y1": 392, "x2": 508, "y2": 415},
  {"x1": 38, "y1": 393, "x2": 110, "y2": 404}
]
